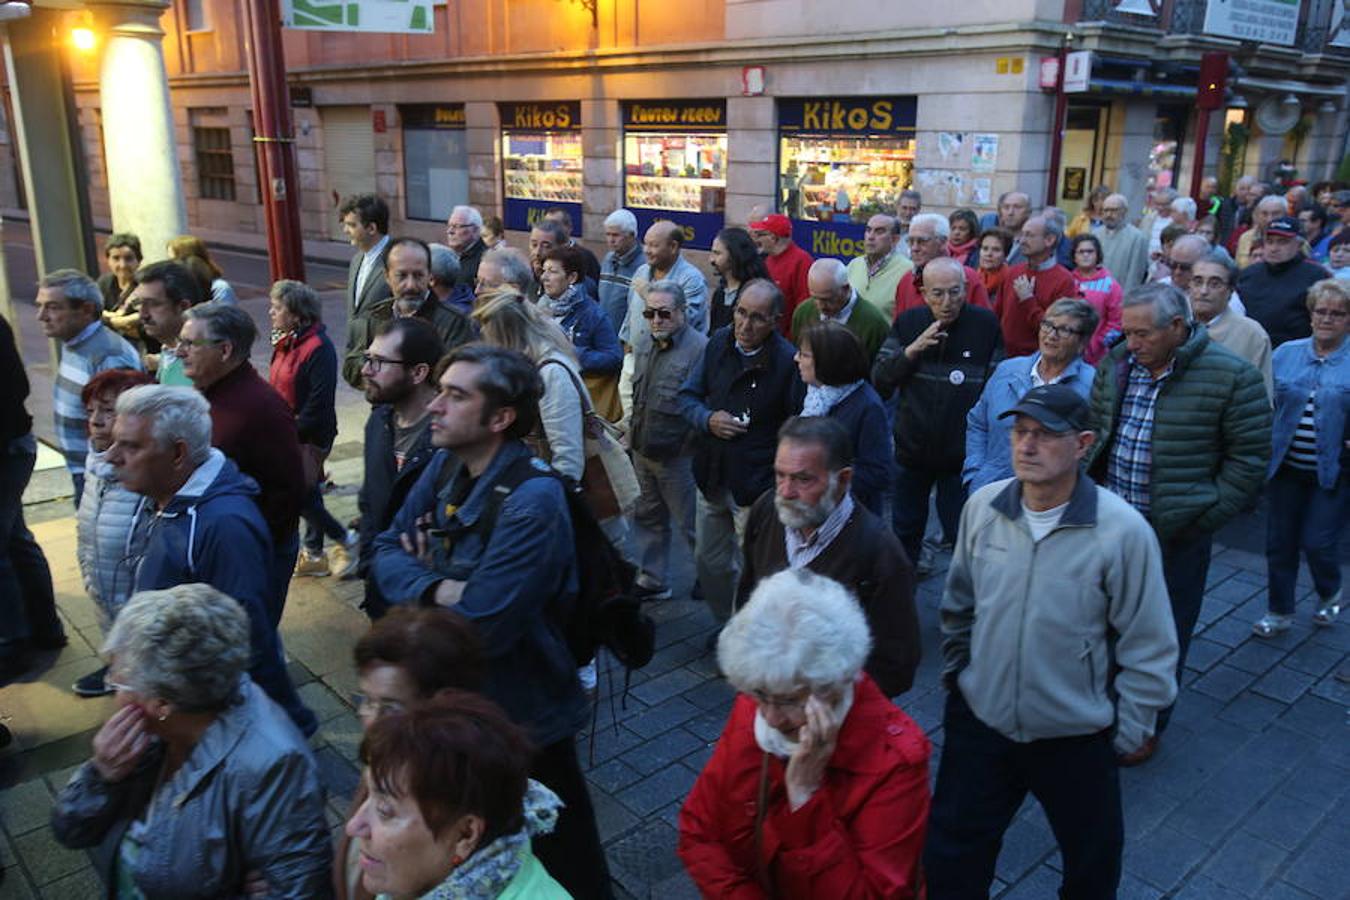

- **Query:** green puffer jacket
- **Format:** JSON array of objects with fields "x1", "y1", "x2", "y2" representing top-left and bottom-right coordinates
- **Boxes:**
[{"x1": 1086, "y1": 325, "x2": 1271, "y2": 541}]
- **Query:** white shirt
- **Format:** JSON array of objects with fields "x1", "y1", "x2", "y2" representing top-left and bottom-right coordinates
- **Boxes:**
[
  {"x1": 354, "y1": 235, "x2": 391, "y2": 310},
  {"x1": 1022, "y1": 499, "x2": 1069, "y2": 542}
]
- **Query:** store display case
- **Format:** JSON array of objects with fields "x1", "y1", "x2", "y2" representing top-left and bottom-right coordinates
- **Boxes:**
[
  {"x1": 621, "y1": 100, "x2": 728, "y2": 249},
  {"x1": 499, "y1": 101, "x2": 584, "y2": 232},
  {"x1": 779, "y1": 136, "x2": 914, "y2": 224}
]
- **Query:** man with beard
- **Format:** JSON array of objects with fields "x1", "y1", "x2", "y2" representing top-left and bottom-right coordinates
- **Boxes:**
[
  {"x1": 355, "y1": 317, "x2": 445, "y2": 618},
  {"x1": 738, "y1": 416, "x2": 920, "y2": 697}
]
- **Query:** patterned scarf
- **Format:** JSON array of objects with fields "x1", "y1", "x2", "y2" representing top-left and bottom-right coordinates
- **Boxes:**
[{"x1": 801, "y1": 380, "x2": 863, "y2": 417}]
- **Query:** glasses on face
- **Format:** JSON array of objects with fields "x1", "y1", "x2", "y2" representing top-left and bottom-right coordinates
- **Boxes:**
[
  {"x1": 907, "y1": 234, "x2": 938, "y2": 246},
  {"x1": 1039, "y1": 321, "x2": 1085, "y2": 338},
  {"x1": 642, "y1": 307, "x2": 675, "y2": 320},
  {"x1": 1311, "y1": 307, "x2": 1348, "y2": 320},
  {"x1": 350, "y1": 692, "x2": 406, "y2": 720},
  {"x1": 1164, "y1": 258, "x2": 1193, "y2": 274},
  {"x1": 733, "y1": 306, "x2": 775, "y2": 326},
  {"x1": 1189, "y1": 276, "x2": 1229, "y2": 291},
  {"x1": 750, "y1": 688, "x2": 809, "y2": 713},
  {"x1": 175, "y1": 338, "x2": 224, "y2": 355},
  {"x1": 361, "y1": 354, "x2": 411, "y2": 373},
  {"x1": 446, "y1": 223, "x2": 475, "y2": 232}
]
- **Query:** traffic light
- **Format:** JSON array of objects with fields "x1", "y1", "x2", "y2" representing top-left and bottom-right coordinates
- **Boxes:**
[{"x1": 1197, "y1": 51, "x2": 1229, "y2": 111}]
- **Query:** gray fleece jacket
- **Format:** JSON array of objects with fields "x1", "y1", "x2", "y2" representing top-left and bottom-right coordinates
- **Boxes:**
[{"x1": 941, "y1": 473, "x2": 1179, "y2": 754}]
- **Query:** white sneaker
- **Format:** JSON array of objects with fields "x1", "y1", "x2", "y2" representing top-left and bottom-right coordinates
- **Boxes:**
[
  {"x1": 332, "y1": 529, "x2": 361, "y2": 580},
  {"x1": 293, "y1": 549, "x2": 331, "y2": 577}
]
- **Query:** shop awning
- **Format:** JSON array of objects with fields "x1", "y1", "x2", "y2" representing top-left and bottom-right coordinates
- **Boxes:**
[{"x1": 1086, "y1": 78, "x2": 1197, "y2": 99}]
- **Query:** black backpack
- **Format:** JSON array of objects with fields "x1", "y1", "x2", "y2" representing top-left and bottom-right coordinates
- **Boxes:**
[{"x1": 434, "y1": 453, "x2": 656, "y2": 673}]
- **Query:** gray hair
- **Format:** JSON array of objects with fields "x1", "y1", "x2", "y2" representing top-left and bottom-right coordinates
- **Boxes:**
[
  {"x1": 910, "y1": 212, "x2": 950, "y2": 240},
  {"x1": 1032, "y1": 213, "x2": 1064, "y2": 243},
  {"x1": 1104, "y1": 193, "x2": 1129, "y2": 213},
  {"x1": 1256, "y1": 195, "x2": 1287, "y2": 215},
  {"x1": 115, "y1": 385, "x2": 214, "y2": 466},
  {"x1": 1194, "y1": 248, "x2": 1239, "y2": 286},
  {"x1": 1041, "y1": 206, "x2": 1068, "y2": 231},
  {"x1": 269, "y1": 279, "x2": 322, "y2": 327},
  {"x1": 718, "y1": 570, "x2": 872, "y2": 694},
  {"x1": 39, "y1": 269, "x2": 103, "y2": 310},
  {"x1": 1306, "y1": 278, "x2": 1350, "y2": 313},
  {"x1": 530, "y1": 218, "x2": 568, "y2": 245},
  {"x1": 428, "y1": 242, "x2": 462, "y2": 286},
  {"x1": 1153, "y1": 187, "x2": 1179, "y2": 203},
  {"x1": 184, "y1": 302, "x2": 256, "y2": 362},
  {"x1": 103, "y1": 584, "x2": 251, "y2": 713},
  {"x1": 449, "y1": 205, "x2": 483, "y2": 228},
  {"x1": 480, "y1": 245, "x2": 533, "y2": 290},
  {"x1": 1044, "y1": 298, "x2": 1100, "y2": 342},
  {"x1": 604, "y1": 208, "x2": 638, "y2": 235},
  {"x1": 1122, "y1": 282, "x2": 1193, "y2": 327},
  {"x1": 808, "y1": 257, "x2": 849, "y2": 291},
  {"x1": 646, "y1": 279, "x2": 687, "y2": 310},
  {"x1": 1171, "y1": 234, "x2": 1210, "y2": 258},
  {"x1": 1171, "y1": 197, "x2": 1197, "y2": 221}
]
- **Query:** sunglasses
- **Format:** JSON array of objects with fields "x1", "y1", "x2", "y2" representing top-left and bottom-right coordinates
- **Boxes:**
[{"x1": 642, "y1": 308, "x2": 675, "y2": 320}]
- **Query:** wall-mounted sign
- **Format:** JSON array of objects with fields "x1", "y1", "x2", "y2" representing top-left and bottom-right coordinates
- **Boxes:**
[
  {"x1": 499, "y1": 101, "x2": 581, "y2": 132},
  {"x1": 1203, "y1": 0, "x2": 1301, "y2": 47},
  {"x1": 1063, "y1": 51, "x2": 1092, "y2": 93},
  {"x1": 401, "y1": 105, "x2": 466, "y2": 130},
  {"x1": 282, "y1": 0, "x2": 433, "y2": 33},
  {"x1": 622, "y1": 101, "x2": 726, "y2": 131},
  {"x1": 777, "y1": 96, "x2": 916, "y2": 138}
]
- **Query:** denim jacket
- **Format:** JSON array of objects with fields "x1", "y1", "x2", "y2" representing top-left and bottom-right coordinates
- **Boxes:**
[
  {"x1": 371, "y1": 441, "x2": 587, "y2": 746},
  {"x1": 1269, "y1": 337, "x2": 1350, "y2": 489}
]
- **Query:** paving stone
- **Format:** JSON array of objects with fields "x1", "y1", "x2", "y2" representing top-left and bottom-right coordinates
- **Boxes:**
[
  {"x1": 1162, "y1": 786, "x2": 1263, "y2": 847},
  {"x1": 654, "y1": 614, "x2": 714, "y2": 649},
  {"x1": 1281, "y1": 754, "x2": 1350, "y2": 808},
  {"x1": 629, "y1": 667, "x2": 707, "y2": 707},
  {"x1": 1281, "y1": 836, "x2": 1348, "y2": 898},
  {"x1": 1309, "y1": 622, "x2": 1350, "y2": 650},
  {"x1": 681, "y1": 743, "x2": 714, "y2": 773},
  {"x1": 1258, "y1": 883, "x2": 1320, "y2": 900},
  {"x1": 1308, "y1": 670, "x2": 1350, "y2": 705},
  {"x1": 677, "y1": 677, "x2": 735, "y2": 712},
  {"x1": 1199, "y1": 831, "x2": 1287, "y2": 896},
  {"x1": 1182, "y1": 638, "x2": 1230, "y2": 674},
  {"x1": 0, "y1": 864, "x2": 38, "y2": 898},
  {"x1": 1215, "y1": 692, "x2": 1287, "y2": 732},
  {"x1": 682, "y1": 708, "x2": 731, "y2": 743},
  {"x1": 591, "y1": 788, "x2": 640, "y2": 845},
  {"x1": 577, "y1": 723, "x2": 646, "y2": 766},
  {"x1": 1251, "y1": 665, "x2": 1317, "y2": 704},
  {"x1": 296, "y1": 680, "x2": 351, "y2": 724},
  {"x1": 1119, "y1": 782, "x2": 1182, "y2": 839},
  {"x1": 585, "y1": 758, "x2": 645, "y2": 795},
  {"x1": 1237, "y1": 725, "x2": 1315, "y2": 769},
  {"x1": 637, "y1": 640, "x2": 707, "y2": 680},
  {"x1": 615, "y1": 763, "x2": 699, "y2": 817},
  {"x1": 993, "y1": 807, "x2": 1055, "y2": 884},
  {"x1": 1191, "y1": 664, "x2": 1256, "y2": 703},
  {"x1": 998, "y1": 863, "x2": 1062, "y2": 899},
  {"x1": 7, "y1": 829, "x2": 86, "y2": 888},
  {"x1": 619, "y1": 729, "x2": 705, "y2": 777},
  {"x1": 1170, "y1": 874, "x2": 1243, "y2": 899},
  {"x1": 1224, "y1": 641, "x2": 1289, "y2": 674},
  {"x1": 606, "y1": 819, "x2": 685, "y2": 896},
  {"x1": 1115, "y1": 872, "x2": 1163, "y2": 899},
  {"x1": 1242, "y1": 791, "x2": 1331, "y2": 851},
  {"x1": 1205, "y1": 577, "x2": 1264, "y2": 605},
  {"x1": 1281, "y1": 641, "x2": 1345, "y2": 677},
  {"x1": 1200, "y1": 616, "x2": 1256, "y2": 648},
  {"x1": 621, "y1": 697, "x2": 704, "y2": 740},
  {"x1": 1277, "y1": 694, "x2": 1346, "y2": 739},
  {"x1": 0, "y1": 781, "x2": 53, "y2": 836},
  {"x1": 1123, "y1": 825, "x2": 1211, "y2": 892},
  {"x1": 312, "y1": 744, "x2": 360, "y2": 806},
  {"x1": 648, "y1": 867, "x2": 702, "y2": 900}
]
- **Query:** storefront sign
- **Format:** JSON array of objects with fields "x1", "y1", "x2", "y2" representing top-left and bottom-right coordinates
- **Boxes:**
[
  {"x1": 282, "y1": 0, "x2": 433, "y2": 33},
  {"x1": 499, "y1": 101, "x2": 581, "y2": 131},
  {"x1": 791, "y1": 219, "x2": 868, "y2": 263},
  {"x1": 623, "y1": 101, "x2": 726, "y2": 131},
  {"x1": 503, "y1": 200, "x2": 582, "y2": 235},
  {"x1": 1202, "y1": 0, "x2": 1301, "y2": 47},
  {"x1": 401, "y1": 105, "x2": 466, "y2": 130},
  {"x1": 631, "y1": 209, "x2": 724, "y2": 253},
  {"x1": 1063, "y1": 51, "x2": 1092, "y2": 93},
  {"x1": 777, "y1": 96, "x2": 916, "y2": 138}
]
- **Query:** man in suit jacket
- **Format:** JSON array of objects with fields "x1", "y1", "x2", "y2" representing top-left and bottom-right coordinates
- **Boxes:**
[{"x1": 341, "y1": 194, "x2": 393, "y2": 388}]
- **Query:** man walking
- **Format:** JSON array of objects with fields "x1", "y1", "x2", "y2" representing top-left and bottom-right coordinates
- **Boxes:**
[
  {"x1": 927, "y1": 384, "x2": 1178, "y2": 899},
  {"x1": 1088, "y1": 283, "x2": 1270, "y2": 753},
  {"x1": 36, "y1": 269, "x2": 142, "y2": 503},
  {"x1": 1236, "y1": 215, "x2": 1331, "y2": 347},
  {"x1": 739, "y1": 416, "x2": 920, "y2": 697},
  {"x1": 599, "y1": 208, "x2": 644, "y2": 335},
  {"x1": 372, "y1": 344, "x2": 613, "y2": 899},
  {"x1": 622, "y1": 220, "x2": 708, "y2": 342},
  {"x1": 792, "y1": 258, "x2": 891, "y2": 362}
]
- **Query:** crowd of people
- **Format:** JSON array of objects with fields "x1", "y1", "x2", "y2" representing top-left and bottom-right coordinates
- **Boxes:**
[{"x1": 0, "y1": 170, "x2": 1345, "y2": 899}]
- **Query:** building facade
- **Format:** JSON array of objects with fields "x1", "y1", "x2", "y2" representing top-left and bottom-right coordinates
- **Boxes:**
[{"x1": 3, "y1": 0, "x2": 1348, "y2": 259}]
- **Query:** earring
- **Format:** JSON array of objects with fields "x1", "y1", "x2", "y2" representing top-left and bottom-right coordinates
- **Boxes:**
[
  {"x1": 158, "y1": 711, "x2": 169, "y2": 722},
  {"x1": 451, "y1": 854, "x2": 464, "y2": 868}
]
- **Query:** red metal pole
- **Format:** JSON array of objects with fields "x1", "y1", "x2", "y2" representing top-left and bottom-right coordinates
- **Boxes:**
[
  {"x1": 242, "y1": 0, "x2": 305, "y2": 283},
  {"x1": 1190, "y1": 107, "x2": 1211, "y2": 205},
  {"x1": 1045, "y1": 42, "x2": 1069, "y2": 208}
]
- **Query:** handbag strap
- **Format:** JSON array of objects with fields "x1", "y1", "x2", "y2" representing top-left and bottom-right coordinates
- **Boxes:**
[
  {"x1": 752, "y1": 751, "x2": 774, "y2": 898},
  {"x1": 538, "y1": 357, "x2": 595, "y2": 418}
]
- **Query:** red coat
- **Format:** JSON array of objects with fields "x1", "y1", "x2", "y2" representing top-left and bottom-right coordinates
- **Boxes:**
[
  {"x1": 993, "y1": 261, "x2": 1077, "y2": 357},
  {"x1": 892, "y1": 264, "x2": 992, "y2": 321},
  {"x1": 764, "y1": 242, "x2": 814, "y2": 336},
  {"x1": 678, "y1": 675, "x2": 930, "y2": 899}
]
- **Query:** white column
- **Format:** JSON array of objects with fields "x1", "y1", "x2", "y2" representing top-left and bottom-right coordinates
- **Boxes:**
[{"x1": 90, "y1": 0, "x2": 187, "y2": 261}]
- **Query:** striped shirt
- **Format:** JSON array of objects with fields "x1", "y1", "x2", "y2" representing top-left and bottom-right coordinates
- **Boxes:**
[
  {"x1": 1284, "y1": 390, "x2": 1319, "y2": 471},
  {"x1": 54, "y1": 321, "x2": 142, "y2": 475},
  {"x1": 1106, "y1": 359, "x2": 1174, "y2": 517}
]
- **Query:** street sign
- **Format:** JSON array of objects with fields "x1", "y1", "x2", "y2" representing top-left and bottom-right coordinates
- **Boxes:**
[
  {"x1": 282, "y1": 0, "x2": 434, "y2": 34},
  {"x1": 1063, "y1": 50, "x2": 1092, "y2": 93}
]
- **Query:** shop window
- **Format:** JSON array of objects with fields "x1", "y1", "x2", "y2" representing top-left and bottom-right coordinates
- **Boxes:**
[
  {"x1": 401, "y1": 105, "x2": 468, "y2": 221},
  {"x1": 184, "y1": 0, "x2": 209, "y2": 32},
  {"x1": 499, "y1": 102, "x2": 583, "y2": 233},
  {"x1": 194, "y1": 126, "x2": 236, "y2": 201}
]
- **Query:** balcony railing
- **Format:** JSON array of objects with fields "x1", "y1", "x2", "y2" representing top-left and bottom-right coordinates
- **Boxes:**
[{"x1": 1076, "y1": 0, "x2": 1349, "y2": 56}]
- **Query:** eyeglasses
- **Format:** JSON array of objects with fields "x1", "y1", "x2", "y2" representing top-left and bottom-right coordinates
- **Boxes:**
[
  {"x1": 1164, "y1": 258, "x2": 1193, "y2": 273},
  {"x1": 175, "y1": 338, "x2": 224, "y2": 354},
  {"x1": 361, "y1": 354, "x2": 412, "y2": 373},
  {"x1": 642, "y1": 308, "x2": 675, "y2": 320},
  {"x1": 733, "y1": 306, "x2": 776, "y2": 326},
  {"x1": 1311, "y1": 308, "x2": 1348, "y2": 320},
  {"x1": 1189, "y1": 276, "x2": 1230, "y2": 291},
  {"x1": 445, "y1": 223, "x2": 476, "y2": 231},
  {"x1": 906, "y1": 234, "x2": 939, "y2": 245},
  {"x1": 1039, "y1": 321, "x2": 1085, "y2": 338},
  {"x1": 350, "y1": 692, "x2": 406, "y2": 720},
  {"x1": 750, "y1": 688, "x2": 809, "y2": 713},
  {"x1": 1011, "y1": 426, "x2": 1075, "y2": 443}
]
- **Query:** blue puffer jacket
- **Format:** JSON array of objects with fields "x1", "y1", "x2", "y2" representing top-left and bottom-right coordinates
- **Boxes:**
[
  {"x1": 127, "y1": 450, "x2": 315, "y2": 736},
  {"x1": 76, "y1": 448, "x2": 144, "y2": 626}
]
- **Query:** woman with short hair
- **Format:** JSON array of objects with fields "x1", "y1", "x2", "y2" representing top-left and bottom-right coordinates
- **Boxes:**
[
  {"x1": 51, "y1": 584, "x2": 332, "y2": 898},
  {"x1": 347, "y1": 692, "x2": 569, "y2": 899},
  {"x1": 795, "y1": 321, "x2": 893, "y2": 516},
  {"x1": 539, "y1": 246, "x2": 623, "y2": 420},
  {"x1": 977, "y1": 228, "x2": 1013, "y2": 298},
  {"x1": 1068, "y1": 233, "x2": 1124, "y2": 363},
  {"x1": 947, "y1": 208, "x2": 981, "y2": 267},
  {"x1": 679, "y1": 569, "x2": 930, "y2": 898}
]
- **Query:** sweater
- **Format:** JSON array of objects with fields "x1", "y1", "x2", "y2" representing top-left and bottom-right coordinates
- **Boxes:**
[
  {"x1": 1070, "y1": 266, "x2": 1124, "y2": 364},
  {"x1": 1203, "y1": 312, "x2": 1273, "y2": 401},
  {"x1": 1092, "y1": 223, "x2": 1150, "y2": 288},
  {"x1": 1086, "y1": 326, "x2": 1271, "y2": 540},
  {"x1": 763, "y1": 242, "x2": 815, "y2": 334},
  {"x1": 1235, "y1": 255, "x2": 1329, "y2": 347},
  {"x1": 740, "y1": 492, "x2": 920, "y2": 696},
  {"x1": 53, "y1": 321, "x2": 142, "y2": 476},
  {"x1": 994, "y1": 259, "x2": 1078, "y2": 357},
  {"x1": 847, "y1": 251, "x2": 913, "y2": 321},
  {"x1": 789, "y1": 294, "x2": 891, "y2": 363},
  {"x1": 892, "y1": 264, "x2": 991, "y2": 320}
]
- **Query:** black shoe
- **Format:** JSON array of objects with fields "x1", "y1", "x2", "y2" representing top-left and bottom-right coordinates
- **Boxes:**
[
  {"x1": 0, "y1": 653, "x2": 31, "y2": 686},
  {"x1": 29, "y1": 632, "x2": 68, "y2": 652},
  {"x1": 634, "y1": 583, "x2": 672, "y2": 603},
  {"x1": 73, "y1": 666, "x2": 112, "y2": 698},
  {"x1": 0, "y1": 722, "x2": 12, "y2": 750}
]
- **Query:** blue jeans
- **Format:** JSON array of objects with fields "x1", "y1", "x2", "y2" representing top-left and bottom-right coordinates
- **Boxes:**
[
  {"x1": 1265, "y1": 467, "x2": 1347, "y2": 615},
  {"x1": 891, "y1": 463, "x2": 963, "y2": 567},
  {"x1": 1156, "y1": 529, "x2": 1213, "y2": 732},
  {"x1": 926, "y1": 691, "x2": 1123, "y2": 900},
  {"x1": 632, "y1": 452, "x2": 696, "y2": 591},
  {"x1": 1, "y1": 436, "x2": 64, "y2": 658},
  {"x1": 300, "y1": 483, "x2": 346, "y2": 555}
]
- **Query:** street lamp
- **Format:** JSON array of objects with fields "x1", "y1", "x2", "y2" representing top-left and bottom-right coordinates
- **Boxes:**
[{"x1": 71, "y1": 26, "x2": 96, "y2": 51}]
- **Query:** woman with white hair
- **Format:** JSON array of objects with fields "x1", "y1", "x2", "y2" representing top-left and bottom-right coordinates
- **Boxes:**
[
  {"x1": 51, "y1": 584, "x2": 332, "y2": 898},
  {"x1": 679, "y1": 569, "x2": 930, "y2": 898}
]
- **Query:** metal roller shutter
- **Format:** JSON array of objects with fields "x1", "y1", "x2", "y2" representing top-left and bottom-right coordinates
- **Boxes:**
[{"x1": 321, "y1": 105, "x2": 376, "y2": 239}]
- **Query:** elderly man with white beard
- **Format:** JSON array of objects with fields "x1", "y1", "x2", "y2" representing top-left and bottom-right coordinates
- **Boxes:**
[{"x1": 737, "y1": 415, "x2": 921, "y2": 697}]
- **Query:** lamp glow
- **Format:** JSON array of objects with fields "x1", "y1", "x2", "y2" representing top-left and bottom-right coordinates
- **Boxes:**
[{"x1": 71, "y1": 27, "x2": 96, "y2": 51}]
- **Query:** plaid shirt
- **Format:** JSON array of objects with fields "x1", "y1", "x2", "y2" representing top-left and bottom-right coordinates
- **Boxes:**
[
  {"x1": 54, "y1": 321, "x2": 142, "y2": 475},
  {"x1": 1106, "y1": 358, "x2": 1174, "y2": 517}
]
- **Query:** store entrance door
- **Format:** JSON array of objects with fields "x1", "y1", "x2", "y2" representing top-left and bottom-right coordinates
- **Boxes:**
[
  {"x1": 321, "y1": 105, "x2": 376, "y2": 241},
  {"x1": 1057, "y1": 103, "x2": 1108, "y2": 222}
]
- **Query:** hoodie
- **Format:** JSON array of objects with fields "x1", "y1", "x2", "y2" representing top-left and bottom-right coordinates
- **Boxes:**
[{"x1": 127, "y1": 450, "x2": 316, "y2": 736}]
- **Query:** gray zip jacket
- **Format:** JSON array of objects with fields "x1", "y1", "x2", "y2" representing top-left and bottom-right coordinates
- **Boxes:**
[
  {"x1": 941, "y1": 474, "x2": 1179, "y2": 754},
  {"x1": 76, "y1": 448, "x2": 143, "y2": 627},
  {"x1": 51, "y1": 678, "x2": 333, "y2": 899}
]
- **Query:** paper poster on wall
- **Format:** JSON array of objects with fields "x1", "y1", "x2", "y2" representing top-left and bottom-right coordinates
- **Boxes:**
[
  {"x1": 971, "y1": 134, "x2": 999, "y2": 173},
  {"x1": 915, "y1": 170, "x2": 965, "y2": 207},
  {"x1": 938, "y1": 132, "x2": 966, "y2": 162},
  {"x1": 970, "y1": 178, "x2": 992, "y2": 206}
]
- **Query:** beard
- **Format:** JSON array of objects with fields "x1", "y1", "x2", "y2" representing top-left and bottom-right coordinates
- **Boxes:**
[
  {"x1": 773, "y1": 473, "x2": 841, "y2": 531},
  {"x1": 364, "y1": 374, "x2": 412, "y2": 406}
]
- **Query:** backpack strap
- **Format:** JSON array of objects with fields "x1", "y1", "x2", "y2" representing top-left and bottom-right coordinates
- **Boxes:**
[{"x1": 440, "y1": 452, "x2": 555, "y2": 545}]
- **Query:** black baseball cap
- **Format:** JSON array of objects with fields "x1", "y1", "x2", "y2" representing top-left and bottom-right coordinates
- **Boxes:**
[
  {"x1": 1265, "y1": 215, "x2": 1303, "y2": 239},
  {"x1": 998, "y1": 384, "x2": 1091, "y2": 433}
]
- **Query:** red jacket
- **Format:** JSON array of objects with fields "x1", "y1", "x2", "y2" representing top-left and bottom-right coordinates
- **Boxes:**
[
  {"x1": 764, "y1": 242, "x2": 814, "y2": 336},
  {"x1": 892, "y1": 264, "x2": 991, "y2": 321},
  {"x1": 993, "y1": 261, "x2": 1077, "y2": 357},
  {"x1": 678, "y1": 675, "x2": 930, "y2": 899}
]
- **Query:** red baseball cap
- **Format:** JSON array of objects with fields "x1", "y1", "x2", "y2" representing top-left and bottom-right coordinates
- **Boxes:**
[{"x1": 749, "y1": 213, "x2": 791, "y2": 238}]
